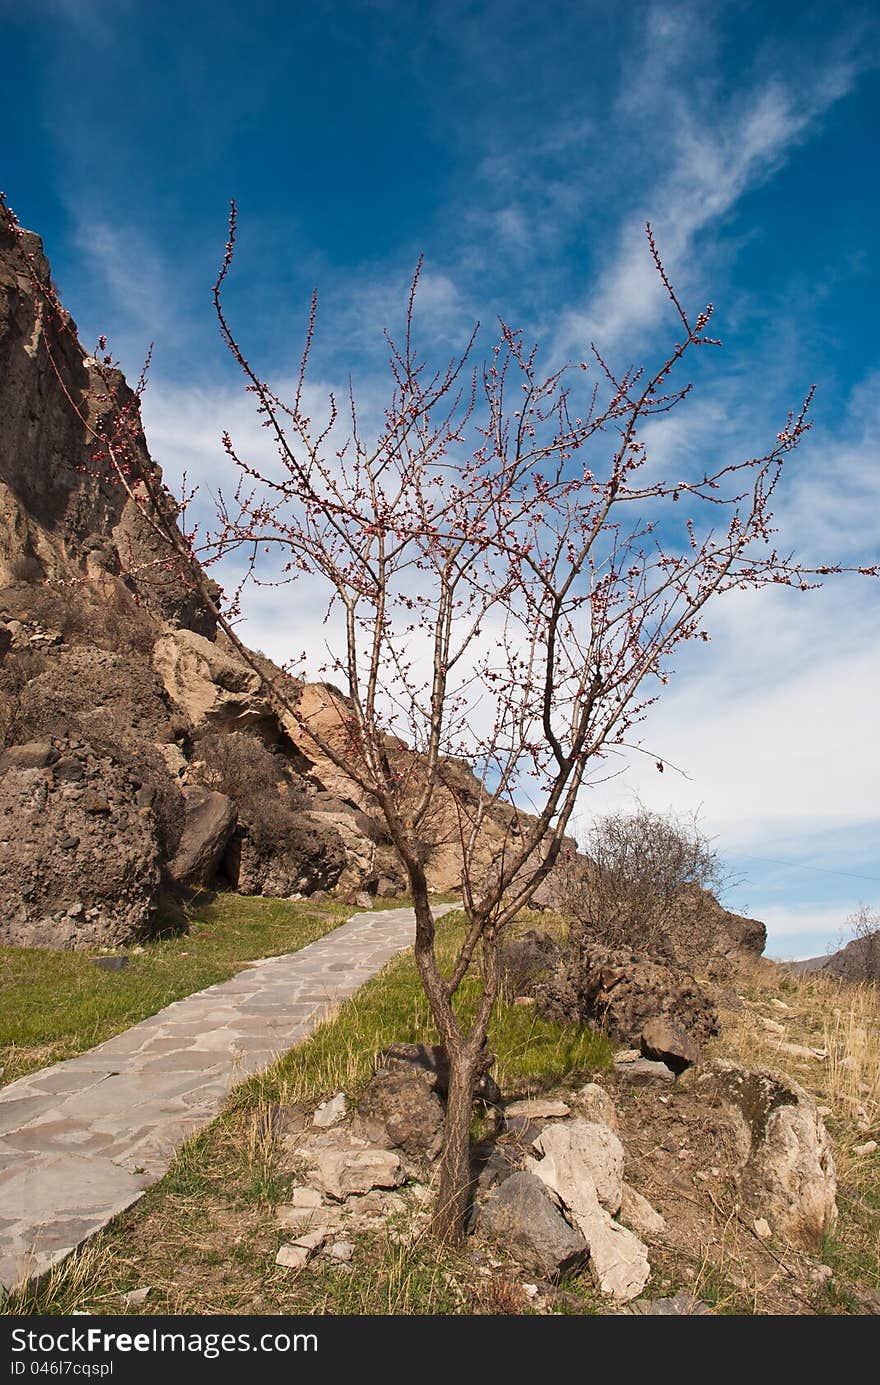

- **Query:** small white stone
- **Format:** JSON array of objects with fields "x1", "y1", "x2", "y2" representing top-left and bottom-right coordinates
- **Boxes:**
[
  {"x1": 121, "y1": 1287, "x2": 150, "y2": 1307},
  {"x1": 754, "y1": 1217, "x2": 772, "y2": 1239},
  {"x1": 853, "y1": 1140, "x2": 878, "y2": 1157},
  {"x1": 327, "y1": 1240, "x2": 354, "y2": 1263},
  {"x1": 313, "y1": 1092, "x2": 347, "y2": 1128},
  {"x1": 275, "y1": 1243, "x2": 311, "y2": 1270}
]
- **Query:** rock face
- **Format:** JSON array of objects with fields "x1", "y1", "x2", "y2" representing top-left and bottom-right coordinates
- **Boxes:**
[
  {"x1": 536, "y1": 941, "x2": 718, "y2": 1049},
  {"x1": 0, "y1": 739, "x2": 161, "y2": 948},
  {"x1": 478, "y1": 1172, "x2": 588, "y2": 1279},
  {"x1": 167, "y1": 785, "x2": 236, "y2": 887},
  {"x1": 699, "y1": 1060, "x2": 838, "y2": 1252},
  {"x1": 0, "y1": 220, "x2": 215, "y2": 631}
]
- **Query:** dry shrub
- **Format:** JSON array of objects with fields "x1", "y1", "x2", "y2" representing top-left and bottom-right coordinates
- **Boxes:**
[
  {"x1": 560, "y1": 805, "x2": 727, "y2": 963},
  {"x1": 191, "y1": 730, "x2": 321, "y2": 871},
  {"x1": 0, "y1": 647, "x2": 48, "y2": 748}
]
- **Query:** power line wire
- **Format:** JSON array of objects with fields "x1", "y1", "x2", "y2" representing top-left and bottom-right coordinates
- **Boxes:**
[{"x1": 735, "y1": 854, "x2": 880, "y2": 886}]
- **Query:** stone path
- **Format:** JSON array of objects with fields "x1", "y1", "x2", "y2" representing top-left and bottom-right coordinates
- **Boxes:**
[{"x1": 0, "y1": 904, "x2": 454, "y2": 1294}]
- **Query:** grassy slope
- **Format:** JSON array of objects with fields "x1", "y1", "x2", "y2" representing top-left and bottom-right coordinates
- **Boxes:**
[
  {"x1": 0, "y1": 892, "x2": 350, "y2": 1086},
  {"x1": 4, "y1": 914, "x2": 611, "y2": 1315},
  {"x1": 713, "y1": 961, "x2": 880, "y2": 1312}
]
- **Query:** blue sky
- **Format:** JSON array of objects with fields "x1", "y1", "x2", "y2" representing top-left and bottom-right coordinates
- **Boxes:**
[{"x1": 3, "y1": 0, "x2": 879, "y2": 956}]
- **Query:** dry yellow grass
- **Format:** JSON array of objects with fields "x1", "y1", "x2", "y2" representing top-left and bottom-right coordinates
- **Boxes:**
[{"x1": 712, "y1": 958, "x2": 880, "y2": 1306}]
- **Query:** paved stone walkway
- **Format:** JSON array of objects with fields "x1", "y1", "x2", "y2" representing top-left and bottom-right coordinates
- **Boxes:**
[{"x1": 0, "y1": 904, "x2": 454, "y2": 1294}]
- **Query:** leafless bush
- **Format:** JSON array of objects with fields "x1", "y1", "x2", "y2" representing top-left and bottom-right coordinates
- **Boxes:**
[
  {"x1": 560, "y1": 805, "x2": 727, "y2": 962},
  {"x1": 192, "y1": 730, "x2": 309, "y2": 850},
  {"x1": 0, "y1": 647, "x2": 48, "y2": 747},
  {"x1": 832, "y1": 903, "x2": 880, "y2": 983},
  {"x1": 4, "y1": 553, "x2": 44, "y2": 583}
]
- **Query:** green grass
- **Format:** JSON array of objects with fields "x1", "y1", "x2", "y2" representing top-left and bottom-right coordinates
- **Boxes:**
[
  {"x1": 237, "y1": 912, "x2": 611, "y2": 1108},
  {"x1": 0, "y1": 892, "x2": 350, "y2": 1086},
  {"x1": 3, "y1": 913, "x2": 611, "y2": 1316}
]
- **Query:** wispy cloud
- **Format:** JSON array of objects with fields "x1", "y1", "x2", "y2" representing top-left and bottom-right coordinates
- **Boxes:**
[{"x1": 555, "y1": 39, "x2": 861, "y2": 357}]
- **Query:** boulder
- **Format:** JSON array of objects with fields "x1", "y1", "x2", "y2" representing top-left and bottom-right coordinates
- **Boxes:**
[
  {"x1": 529, "y1": 1119, "x2": 624, "y2": 1216},
  {"x1": 526, "y1": 1119, "x2": 649, "y2": 1302},
  {"x1": 639, "y1": 1016, "x2": 701, "y2": 1074},
  {"x1": 477, "y1": 1172, "x2": 588, "y2": 1279},
  {"x1": 699, "y1": 1059, "x2": 837, "y2": 1252},
  {"x1": 166, "y1": 785, "x2": 236, "y2": 886},
  {"x1": 356, "y1": 1066, "x2": 446, "y2": 1159}
]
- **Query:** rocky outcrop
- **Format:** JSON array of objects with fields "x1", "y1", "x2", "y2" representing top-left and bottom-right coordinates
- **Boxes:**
[
  {"x1": 0, "y1": 739, "x2": 161, "y2": 948},
  {"x1": 536, "y1": 942, "x2": 719, "y2": 1049},
  {"x1": 698, "y1": 1060, "x2": 838, "y2": 1252},
  {"x1": 0, "y1": 220, "x2": 215, "y2": 633}
]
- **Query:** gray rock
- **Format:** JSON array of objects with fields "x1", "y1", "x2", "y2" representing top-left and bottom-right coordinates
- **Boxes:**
[
  {"x1": 478, "y1": 1171, "x2": 588, "y2": 1279},
  {"x1": 356, "y1": 1065, "x2": 445, "y2": 1159},
  {"x1": 640, "y1": 1016, "x2": 700, "y2": 1073},
  {"x1": 613, "y1": 1055, "x2": 675, "y2": 1086},
  {"x1": 91, "y1": 956, "x2": 130, "y2": 972},
  {"x1": 306, "y1": 1145, "x2": 404, "y2": 1200},
  {"x1": 312, "y1": 1093, "x2": 347, "y2": 1129},
  {"x1": 504, "y1": 1098, "x2": 570, "y2": 1121},
  {"x1": 167, "y1": 785, "x2": 236, "y2": 887}
]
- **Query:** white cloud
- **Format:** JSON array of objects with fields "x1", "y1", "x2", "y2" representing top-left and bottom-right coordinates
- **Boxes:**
[{"x1": 555, "y1": 58, "x2": 859, "y2": 359}]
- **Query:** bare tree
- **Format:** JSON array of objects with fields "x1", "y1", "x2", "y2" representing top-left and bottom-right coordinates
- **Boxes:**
[
  {"x1": 4, "y1": 195, "x2": 877, "y2": 1241},
  {"x1": 558, "y1": 804, "x2": 726, "y2": 961}
]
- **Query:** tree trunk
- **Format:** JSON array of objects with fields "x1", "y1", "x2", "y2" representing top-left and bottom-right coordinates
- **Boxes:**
[{"x1": 431, "y1": 1042, "x2": 480, "y2": 1243}]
